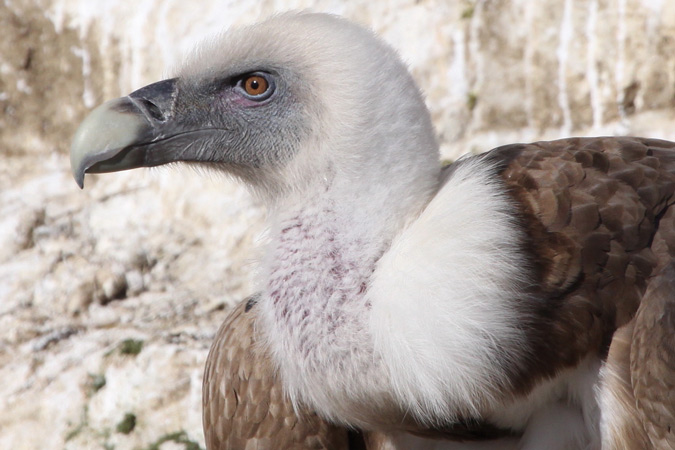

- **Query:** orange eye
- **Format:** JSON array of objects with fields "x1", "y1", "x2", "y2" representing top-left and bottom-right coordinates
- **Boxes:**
[{"x1": 243, "y1": 75, "x2": 269, "y2": 96}]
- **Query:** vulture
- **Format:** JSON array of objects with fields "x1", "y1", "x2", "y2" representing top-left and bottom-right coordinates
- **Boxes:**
[{"x1": 70, "y1": 12, "x2": 675, "y2": 449}]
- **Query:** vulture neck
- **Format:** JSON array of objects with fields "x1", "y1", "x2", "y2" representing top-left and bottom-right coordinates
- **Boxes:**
[
  {"x1": 258, "y1": 166, "x2": 438, "y2": 420},
  {"x1": 264, "y1": 173, "x2": 429, "y2": 307}
]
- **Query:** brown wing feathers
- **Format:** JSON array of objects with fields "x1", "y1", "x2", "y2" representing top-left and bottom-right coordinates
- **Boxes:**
[
  {"x1": 631, "y1": 262, "x2": 675, "y2": 447},
  {"x1": 497, "y1": 137, "x2": 675, "y2": 442},
  {"x1": 203, "y1": 295, "x2": 355, "y2": 449}
]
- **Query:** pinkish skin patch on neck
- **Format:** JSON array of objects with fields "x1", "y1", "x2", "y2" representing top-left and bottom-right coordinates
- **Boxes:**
[{"x1": 266, "y1": 210, "x2": 378, "y2": 359}]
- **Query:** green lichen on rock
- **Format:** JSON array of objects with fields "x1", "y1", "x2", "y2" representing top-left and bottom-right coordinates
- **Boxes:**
[
  {"x1": 467, "y1": 92, "x2": 478, "y2": 111},
  {"x1": 115, "y1": 412, "x2": 136, "y2": 434},
  {"x1": 118, "y1": 338, "x2": 144, "y2": 356},
  {"x1": 87, "y1": 373, "x2": 106, "y2": 394},
  {"x1": 143, "y1": 431, "x2": 203, "y2": 450},
  {"x1": 461, "y1": 4, "x2": 475, "y2": 19},
  {"x1": 64, "y1": 405, "x2": 89, "y2": 442}
]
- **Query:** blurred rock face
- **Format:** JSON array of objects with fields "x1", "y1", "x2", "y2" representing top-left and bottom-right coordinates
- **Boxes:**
[{"x1": 1, "y1": 1, "x2": 674, "y2": 449}]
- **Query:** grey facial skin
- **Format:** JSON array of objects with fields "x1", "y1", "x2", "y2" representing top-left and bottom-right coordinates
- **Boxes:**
[{"x1": 70, "y1": 69, "x2": 307, "y2": 189}]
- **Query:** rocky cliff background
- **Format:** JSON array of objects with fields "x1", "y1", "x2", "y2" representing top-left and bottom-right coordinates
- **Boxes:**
[{"x1": 2, "y1": 1, "x2": 674, "y2": 449}]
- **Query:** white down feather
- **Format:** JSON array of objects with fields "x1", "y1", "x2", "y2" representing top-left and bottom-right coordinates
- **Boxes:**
[{"x1": 367, "y1": 157, "x2": 531, "y2": 424}]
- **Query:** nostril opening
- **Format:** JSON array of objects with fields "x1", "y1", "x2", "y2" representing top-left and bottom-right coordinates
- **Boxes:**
[{"x1": 140, "y1": 99, "x2": 165, "y2": 122}]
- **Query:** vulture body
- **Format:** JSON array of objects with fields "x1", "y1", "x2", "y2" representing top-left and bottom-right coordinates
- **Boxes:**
[{"x1": 70, "y1": 13, "x2": 675, "y2": 449}]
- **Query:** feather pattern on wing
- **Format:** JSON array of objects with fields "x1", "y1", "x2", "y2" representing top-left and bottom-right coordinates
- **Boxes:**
[{"x1": 203, "y1": 295, "x2": 355, "y2": 450}]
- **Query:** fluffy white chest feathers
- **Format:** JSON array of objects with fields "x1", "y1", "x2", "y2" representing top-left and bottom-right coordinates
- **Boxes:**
[
  {"x1": 368, "y1": 159, "x2": 532, "y2": 423},
  {"x1": 258, "y1": 158, "x2": 533, "y2": 428},
  {"x1": 258, "y1": 194, "x2": 391, "y2": 426}
]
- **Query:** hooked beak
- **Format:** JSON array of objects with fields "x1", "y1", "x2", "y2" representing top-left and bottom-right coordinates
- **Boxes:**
[{"x1": 70, "y1": 78, "x2": 180, "y2": 188}]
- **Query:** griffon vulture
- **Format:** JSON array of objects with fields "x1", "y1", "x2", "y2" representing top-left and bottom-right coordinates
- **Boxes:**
[{"x1": 70, "y1": 12, "x2": 675, "y2": 449}]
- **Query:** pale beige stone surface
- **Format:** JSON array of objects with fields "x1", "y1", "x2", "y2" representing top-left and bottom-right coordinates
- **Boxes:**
[{"x1": 1, "y1": 1, "x2": 674, "y2": 448}]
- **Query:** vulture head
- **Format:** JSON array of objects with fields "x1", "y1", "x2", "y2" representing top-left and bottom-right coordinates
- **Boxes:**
[
  {"x1": 71, "y1": 12, "x2": 439, "y2": 207},
  {"x1": 71, "y1": 11, "x2": 447, "y2": 432}
]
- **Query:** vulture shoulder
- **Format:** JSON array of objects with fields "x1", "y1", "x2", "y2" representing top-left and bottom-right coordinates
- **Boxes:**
[
  {"x1": 490, "y1": 137, "x2": 675, "y2": 443},
  {"x1": 598, "y1": 262, "x2": 675, "y2": 449},
  {"x1": 202, "y1": 295, "x2": 359, "y2": 450},
  {"x1": 631, "y1": 262, "x2": 675, "y2": 447}
]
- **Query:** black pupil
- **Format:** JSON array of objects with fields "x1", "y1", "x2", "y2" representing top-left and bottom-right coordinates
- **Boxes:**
[{"x1": 249, "y1": 79, "x2": 259, "y2": 91}]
